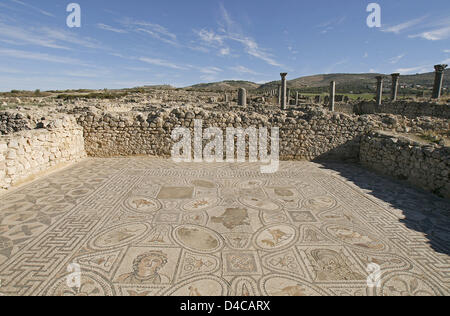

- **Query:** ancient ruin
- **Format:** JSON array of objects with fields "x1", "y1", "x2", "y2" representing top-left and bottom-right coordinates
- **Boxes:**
[{"x1": 0, "y1": 66, "x2": 449, "y2": 298}]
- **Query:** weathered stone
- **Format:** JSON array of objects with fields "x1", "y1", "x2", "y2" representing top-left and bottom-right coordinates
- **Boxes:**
[
  {"x1": 376, "y1": 76, "x2": 385, "y2": 106},
  {"x1": 432, "y1": 64, "x2": 448, "y2": 99},
  {"x1": 329, "y1": 81, "x2": 336, "y2": 111},
  {"x1": 280, "y1": 73, "x2": 287, "y2": 110},
  {"x1": 238, "y1": 88, "x2": 247, "y2": 106},
  {"x1": 391, "y1": 73, "x2": 400, "y2": 101}
]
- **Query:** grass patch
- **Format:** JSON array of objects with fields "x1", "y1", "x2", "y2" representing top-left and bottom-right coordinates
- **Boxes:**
[
  {"x1": 56, "y1": 92, "x2": 129, "y2": 100},
  {"x1": 0, "y1": 90, "x2": 51, "y2": 97}
]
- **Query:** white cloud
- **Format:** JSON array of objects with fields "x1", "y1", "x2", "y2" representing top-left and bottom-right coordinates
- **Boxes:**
[
  {"x1": 11, "y1": 0, "x2": 54, "y2": 17},
  {"x1": 40, "y1": 27, "x2": 104, "y2": 49},
  {"x1": 195, "y1": 29, "x2": 224, "y2": 46},
  {"x1": 97, "y1": 23, "x2": 128, "y2": 34},
  {"x1": 381, "y1": 16, "x2": 427, "y2": 34},
  {"x1": 409, "y1": 26, "x2": 450, "y2": 41},
  {"x1": 200, "y1": 75, "x2": 217, "y2": 82},
  {"x1": 230, "y1": 66, "x2": 260, "y2": 75},
  {"x1": 0, "y1": 48, "x2": 83, "y2": 65},
  {"x1": 0, "y1": 23, "x2": 104, "y2": 50},
  {"x1": 444, "y1": 49, "x2": 450, "y2": 53},
  {"x1": 395, "y1": 65, "x2": 431, "y2": 74},
  {"x1": 317, "y1": 16, "x2": 346, "y2": 34},
  {"x1": 0, "y1": 23, "x2": 69, "y2": 49},
  {"x1": 0, "y1": 67, "x2": 25, "y2": 74},
  {"x1": 229, "y1": 35, "x2": 282, "y2": 67},
  {"x1": 219, "y1": 47, "x2": 230, "y2": 56},
  {"x1": 194, "y1": 4, "x2": 283, "y2": 67},
  {"x1": 122, "y1": 19, "x2": 178, "y2": 46},
  {"x1": 198, "y1": 67, "x2": 222, "y2": 75},
  {"x1": 389, "y1": 54, "x2": 406, "y2": 64},
  {"x1": 138, "y1": 57, "x2": 186, "y2": 70}
]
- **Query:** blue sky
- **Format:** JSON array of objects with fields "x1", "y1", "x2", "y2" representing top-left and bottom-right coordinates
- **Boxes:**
[{"x1": 0, "y1": 0, "x2": 449, "y2": 91}]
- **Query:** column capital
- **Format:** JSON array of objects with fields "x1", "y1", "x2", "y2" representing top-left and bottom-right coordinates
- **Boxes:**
[
  {"x1": 391, "y1": 73, "x2": 400, "y2": 78},
  {"x1": 434, "y1": 64, "x2": 448, "y2": 73},
  {"x1": 376, "y1": 75, "x2": 386, "y2": 81},
  {"x1": 280, "y1": 73, "x2": 288, "y2": 78}
]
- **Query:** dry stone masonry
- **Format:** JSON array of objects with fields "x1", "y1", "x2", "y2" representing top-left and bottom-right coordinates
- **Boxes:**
[
  {"x1": 361, "y1": 131, "x2": 450, "y2": 199},
  {"x1": 0, "y1": 116, "x2": 86, "y2": 192}
]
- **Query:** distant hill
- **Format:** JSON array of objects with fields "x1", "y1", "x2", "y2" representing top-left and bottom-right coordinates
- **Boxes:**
[
  {"x1": 184, "y1": 70, "x2": 449, "y2": 94},
  {"x1": 185, "y1": 80, "x2": 260, "y2": 92}
]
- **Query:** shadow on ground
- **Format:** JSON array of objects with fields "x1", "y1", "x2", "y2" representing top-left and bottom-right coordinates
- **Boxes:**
[{"x1": 317, "y1": 161, "x2": 450, "y2": 256}]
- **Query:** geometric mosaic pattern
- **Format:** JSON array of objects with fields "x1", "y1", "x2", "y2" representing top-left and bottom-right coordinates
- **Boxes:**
[{"x1": 0, "y1": 158, "x2": 449, "y2": 296}]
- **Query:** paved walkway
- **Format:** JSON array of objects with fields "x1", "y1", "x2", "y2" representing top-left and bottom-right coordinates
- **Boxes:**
[{"x1": 0, "y1": 158, "x2": 449, "y2": 296}]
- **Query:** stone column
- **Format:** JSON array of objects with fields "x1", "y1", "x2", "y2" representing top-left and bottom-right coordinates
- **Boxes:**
[
  {"x1": 376, "y1": 76, "x2": 385, "y2": 105},
  {"x1": 287, "y1": 88, "x2": 291, "y2": 105},
  {"x1": 280, "y1": 73, "x2": 288, "y2": 110},
  {"x1": 329, "y1": 81, "x2": 336, "y2": 111},
  {"x1": 238, "y1": 88, "x2": 247, "y2": 106},
  {"x1": 224, "y1": 93, "x2": 230, "y2": 103},
  {"x1": 390, "y1": 73, "x2": 400, "y2": 101},
  {"x1": 432, "y1": 64, "x2": 448, "y2": 99},
  {"x1": 278, "y1": 85, "x2": 282, "y2": 106},
  {"x1": 295, "y1": 92, "x2": 299, "y2": 106}
]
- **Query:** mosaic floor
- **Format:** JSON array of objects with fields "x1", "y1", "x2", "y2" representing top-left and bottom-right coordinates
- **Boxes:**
[{"x1": 0, "y1": 158, "x2": 449, "y2": 296}]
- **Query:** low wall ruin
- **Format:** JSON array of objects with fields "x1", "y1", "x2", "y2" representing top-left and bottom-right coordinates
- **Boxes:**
[
  {"x1": 353, "y1": 101, "x2": 450, "y2": 119},
  {"x1": 77, "y1": 106, "x2": 448, "y2": 160},
  {"x1": 360, "y1": 131, "x2": 450, "y2": 199},
  {"x1": 0, "y1": 117, "x2": 86, "y2": 192}
]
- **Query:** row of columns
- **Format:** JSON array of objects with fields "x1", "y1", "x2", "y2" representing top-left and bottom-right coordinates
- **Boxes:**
[
  {"x1": 237, "y1": 64, "x2": 447, "y2": 108},
  {"x1": 375, "y1": 74, "x2": 398, "y2": 106},
  {"x1": 374, "y1": 64, "x2": 447, "y2": 105}
]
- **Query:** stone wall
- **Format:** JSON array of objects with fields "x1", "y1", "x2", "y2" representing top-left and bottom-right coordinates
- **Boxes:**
[
  {"x1": 334, "y1": 103, "x2": 355, "y2": 115},
  {"x1": 0, "y1": 111, "x2": 31, "y2": 135},
  {"x1": 0, "y1": 116, "x2": 86, "y2": 191},
  {"x1": 1, "y1": 103, "x2": 448, "y2": 198},
  {"x1": 360, "y1": 131, "x2": 450, "y2": 199},
  {"x1": 354, "y1": 101, "x2": 450, "y2": 119},
  {"x1": 77, "y1": 107, "x2": 449, "y2": 162}
]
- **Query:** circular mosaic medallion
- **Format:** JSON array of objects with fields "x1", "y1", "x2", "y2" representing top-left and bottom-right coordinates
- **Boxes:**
[
  {"x1": 44, "y1": 271, "x2": 114, "y2": 296},
  {"x1": 182, "y1": 197, "x2": 218, "y2": 212},
  {"x1": 239, "y1": 196, "x2": 281, "y2": 212},
  {"x1": 260, "y1": 275, "x2": 330, "y2": 296},
  {"x1": 163, "y1": 275, "x2": 229, "y2": 296},
  {"x1": 173, "y1": 225, "x2": 223, "y2": 254},
  {"x1": 124, "y1": 196, "x2": 161, "y2": 214},
  {"x1": 238, "y1": 179, "x2": 264, "y2": 189},
  {"x1": 324, "y1": 224, "x2": 388, "y2": 252},
  {"x1": 302, "y1": 196, "x2": 338, "y2": 211},
  {"x1": 89, "y1": 223, "x2": 150, "y2": 250},
  {"x1": 254, "y1": 224, "x2": 297, "y2": 251},
  {"x1": 375, "y1": 272, "x2": 444, "y2": 296}
]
